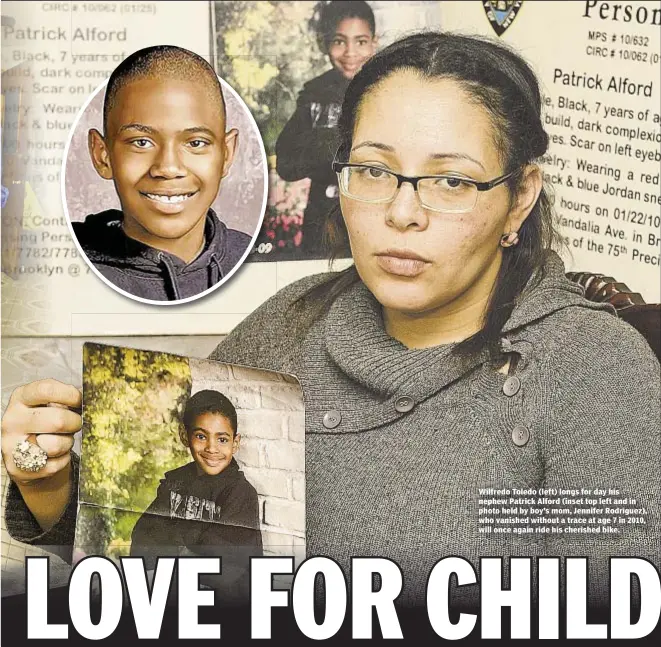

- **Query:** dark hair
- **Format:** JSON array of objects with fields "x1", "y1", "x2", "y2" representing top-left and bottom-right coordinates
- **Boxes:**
[
  {"x1": 312, "y1": 1, "x2": 376, "y2": 52},
  {"x1": 103, "y1": 45, "x2": 225, "y2": 135},
  {"x1": 183, "y1": 389, "x2": 238, "y2": 437},
  {"x1": 301, "y1": 31, "x2": 562, "y2": 359}
]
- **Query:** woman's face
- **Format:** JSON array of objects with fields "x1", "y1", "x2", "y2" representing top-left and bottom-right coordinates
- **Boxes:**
[
  {"x1": 341, "y1": 71, "x2": 535, "y2": 318},
  {"x1": 327, "y1": 17, "x2": 376, "y2": 79}
]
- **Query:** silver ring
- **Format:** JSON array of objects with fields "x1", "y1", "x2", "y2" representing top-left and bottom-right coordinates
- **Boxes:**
[{"x1": 12, "y1": 439, "x2": 48, "y2": 472}]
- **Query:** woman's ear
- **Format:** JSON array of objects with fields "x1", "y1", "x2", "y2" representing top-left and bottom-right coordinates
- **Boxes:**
[
  {"x1": 179, "y1": 428, "x2": 190, "y2": 447},
  {"x1": 88, "y1": 128, "x2": 113, "y2": 180},
  {"x1": 504, "y1": 164, "x2": 543, "y2": 235},
  {"x1": 232, "y1": 433, "x2": 241, "y2": 454}
]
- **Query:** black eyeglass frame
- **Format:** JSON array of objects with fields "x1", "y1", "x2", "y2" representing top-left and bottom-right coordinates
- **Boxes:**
[{"x1": 331, "y1": 161, "x2": 520, "y2": 211}]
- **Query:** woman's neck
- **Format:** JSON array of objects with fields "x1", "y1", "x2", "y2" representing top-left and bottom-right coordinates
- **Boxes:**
[
  {"x1": 383, "y1": 297, "x2": 489, "y2": 349},
  {"x1": 382, "y1": 259, "x2": 501, "y2": 350}
]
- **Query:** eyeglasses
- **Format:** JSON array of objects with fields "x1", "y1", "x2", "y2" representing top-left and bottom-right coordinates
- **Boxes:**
[{"x1": 331, "y1": 162, "x2": 518, "y2": 214}]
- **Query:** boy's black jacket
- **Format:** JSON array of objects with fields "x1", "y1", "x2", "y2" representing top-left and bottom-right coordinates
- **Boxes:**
[
  {"x1": 72, "y1": 209, "x2": 252, "y2": 301},
  {"x1": 275, "y1": 67, "x2": 349, "y2": 256},
  {"x1": 129, "y1": 458, "x2": 263, "y2": 580}
]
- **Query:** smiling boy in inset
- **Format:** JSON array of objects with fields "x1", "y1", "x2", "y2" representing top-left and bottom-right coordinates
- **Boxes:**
[{"x1": 73, "y1": 45, "x2": 252, "y2": 302}]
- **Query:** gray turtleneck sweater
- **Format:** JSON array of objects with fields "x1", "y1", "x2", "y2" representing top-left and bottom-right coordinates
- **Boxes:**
[{"x1": 5, "y1": 252, "x2": 660, "y2": 608}]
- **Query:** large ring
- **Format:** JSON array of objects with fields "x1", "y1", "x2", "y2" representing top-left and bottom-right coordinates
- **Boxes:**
[{"x1": 12, "y1": 439, "x2": 48, "y2": 472}]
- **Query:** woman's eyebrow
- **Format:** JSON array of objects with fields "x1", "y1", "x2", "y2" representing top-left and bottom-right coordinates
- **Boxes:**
[
  {"x1": 351, "y1": 142, "x2": 486, "y2": 171},
  {"x1": 351, "y1": 141, "x2": 394, "y2": 153},
  {"x1": 429, "y1": 152, "x2": 485, "y2": 171}
]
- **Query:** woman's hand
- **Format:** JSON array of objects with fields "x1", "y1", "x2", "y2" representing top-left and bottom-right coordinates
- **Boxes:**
[{"x1": 1, "y1": 379, "x2": 81, "y2": 530}]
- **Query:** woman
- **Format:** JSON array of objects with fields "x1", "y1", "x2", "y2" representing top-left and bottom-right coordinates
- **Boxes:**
[
  {"x1": 275, "y1": 0, "x2": 377, "y2": 258},
  {"x1": 3, "y1": 32, "x2": 659, "y2": 609}
]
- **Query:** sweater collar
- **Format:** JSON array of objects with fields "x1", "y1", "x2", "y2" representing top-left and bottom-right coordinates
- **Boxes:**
[
  {"x1": 322, "y1": 251, "x2": 610, "y2": 402},
  {"x1": 324, "y1": 280, "x2": 488, "y2": 400}
]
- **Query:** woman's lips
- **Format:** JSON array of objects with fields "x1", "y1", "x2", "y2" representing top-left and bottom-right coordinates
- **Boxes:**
[{"x1": 375, "y1": 251, "x2": 430, "y2": 277}]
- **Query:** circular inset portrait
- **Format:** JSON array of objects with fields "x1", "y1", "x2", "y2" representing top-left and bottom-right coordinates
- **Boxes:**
[{"x1": 62, "y1": 45, "x2": 267, "y2": 305}]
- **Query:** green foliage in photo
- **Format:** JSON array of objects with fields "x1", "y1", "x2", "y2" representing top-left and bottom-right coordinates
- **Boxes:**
[
  {"x1": 77, "y1": 344, "x2": 193, "y2": 555},
  {"x1": 214, "y1": 1, "x2": 329, "y2": 154}
]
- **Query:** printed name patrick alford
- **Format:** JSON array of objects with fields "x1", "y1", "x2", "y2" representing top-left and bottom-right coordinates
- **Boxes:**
[
  {"x1": 1, "y1": 26, "x2": 126, "y2": 41},
  {"x1": 554, "y1": 69, "x2": 653, "y2": 97}
]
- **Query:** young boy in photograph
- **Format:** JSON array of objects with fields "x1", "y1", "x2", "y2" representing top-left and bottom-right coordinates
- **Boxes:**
[
  {"x1": 73, "y1": 45, "x2": 251, "y2": 302},
  {"x1": 275, "y1": 0, "x2": 377, "y2": 258},
  {"x1": 130, "y1": 389, "x2": 262, "y2": 600}
]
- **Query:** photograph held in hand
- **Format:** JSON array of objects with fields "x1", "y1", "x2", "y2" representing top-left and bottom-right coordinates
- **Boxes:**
[{"x1": 72, "y1": 344, "x2": 304, "y2": 607}]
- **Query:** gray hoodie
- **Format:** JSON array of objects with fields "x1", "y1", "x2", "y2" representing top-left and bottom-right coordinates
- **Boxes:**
[{"x1": 72, "y1": 209, "x2": 251, "y2": 301}]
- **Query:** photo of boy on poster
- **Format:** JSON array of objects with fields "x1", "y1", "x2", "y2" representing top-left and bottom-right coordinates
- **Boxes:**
[
  {"x1": 63, "y1": 45, "x2": 267, "y2": 303},
  {"x1": 212, "y1": 1, "x2": 443, "y2": 262},
  {"x1": 274, "y1": 1, "x2": 377, "y2": 259}
]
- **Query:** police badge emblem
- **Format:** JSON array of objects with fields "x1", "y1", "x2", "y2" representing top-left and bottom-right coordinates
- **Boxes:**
[{"x1": 483, "y1": 1, "x2": 524, "y2": 36}]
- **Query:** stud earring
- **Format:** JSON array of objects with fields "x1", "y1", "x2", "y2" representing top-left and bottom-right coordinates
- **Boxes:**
[{"x1": 500, "y1": 232, "x2": 520, "y2": 248}]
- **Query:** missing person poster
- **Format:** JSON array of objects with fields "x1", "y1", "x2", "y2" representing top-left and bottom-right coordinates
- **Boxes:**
[
  {"x1": 2, "y1": 1, "x2": 660, "y2": 643},
  {"x1": 439, "y1": 0, "x2": 660, "y2": 302}
]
